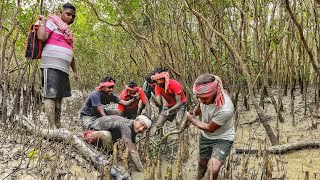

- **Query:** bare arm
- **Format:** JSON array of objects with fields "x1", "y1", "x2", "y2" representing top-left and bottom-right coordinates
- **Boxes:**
[
  {"x1": 37, "y1": 16, "x2": 49, "y2": 41},
  {"x1": 167, "y1": 94, "x2": 182, "y2": 112},
  {"x1": 154, "y1": 95, "x2": 163, "y2": 109},
  {"x1": 128, "y1": 141, "x2": 144, "y2": 172},
  {"x1": 96, "y1": 105, "x2": 106, "y2": 117},
  {"x1": 145, "y1": 101, "x2": 152, "y2": 118},
  {"x1": 193, "y1": 103, "x2": 201, "y2": 116},
  {"x1": 118, "y1": 98, "x2": 136, "y2": 106},
  {"x1": 187, "y1": 114, "x2": 221, "y2": 133},
  {"x1": 71, "y1": 58, "x2": 79, "y2": 81},
  {"x1": 151, "y1": 94, "x2": 162, "y2": 108}
]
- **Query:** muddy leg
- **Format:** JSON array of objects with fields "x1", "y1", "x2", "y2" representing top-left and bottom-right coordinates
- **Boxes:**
[
  {"x1": 202, "y1": 158, "x2": 223, "y2": 180},
  {"x1": 44, "y1": 98, "x2": 56, "y2": 129},
  {"x1": 197, "y1": 159, "x2": 208, "y2": 180},
  {"x1": 54, "y1": 98, "x2": 62, "y2": 128},
  {"x1": 156, "y1": 114, "x2": 167, "y2": 137}
]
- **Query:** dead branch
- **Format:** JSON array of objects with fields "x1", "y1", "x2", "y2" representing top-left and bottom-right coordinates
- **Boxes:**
[{"x1": 235, "y1": 139, "x2": 320, "y2": 154}]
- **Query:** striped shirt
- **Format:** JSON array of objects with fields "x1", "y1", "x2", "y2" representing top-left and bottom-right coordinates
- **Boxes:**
[{"x1": 41, "y1": 19, "x2": 74, "y2": 74}]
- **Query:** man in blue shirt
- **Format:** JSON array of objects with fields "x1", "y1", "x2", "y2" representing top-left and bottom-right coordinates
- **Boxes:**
[{"x1": 80, "y1": 76, "x2": 139, "y2": 129}]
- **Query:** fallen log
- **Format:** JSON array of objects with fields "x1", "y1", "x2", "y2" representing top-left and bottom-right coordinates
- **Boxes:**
[
  {"x1": 21, "y1": 118, "x2": 131, "y2": 180},
  {"x1": 235, "y1": 139, "x2": 320, "y2": 154}
]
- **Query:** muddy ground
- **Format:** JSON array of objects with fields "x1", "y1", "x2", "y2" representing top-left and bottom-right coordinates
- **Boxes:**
[{"x1": 0, "y1": 89, "x2": 319, "y2": 180}]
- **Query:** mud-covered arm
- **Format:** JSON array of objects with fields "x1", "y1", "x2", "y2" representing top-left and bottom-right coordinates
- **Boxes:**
[{"x1": 128, "y1": 141, "x2": 144, "y2": 172}]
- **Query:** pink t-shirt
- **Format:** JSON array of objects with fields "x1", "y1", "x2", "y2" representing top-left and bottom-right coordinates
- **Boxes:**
[{"x1": 41, "y1": 19, "x2": 74, "y2": 74}]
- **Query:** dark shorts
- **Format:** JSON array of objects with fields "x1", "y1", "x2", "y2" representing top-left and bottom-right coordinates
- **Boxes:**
[
  {"x1": 162, "y1": 103, "x2": 187, "y2": 122},
  {"x1": 199, "y1": 134, "x2": 233, "y2": 162},
  {"x1": 41, "y1": 68, "x2": 71, "y2": 99}
]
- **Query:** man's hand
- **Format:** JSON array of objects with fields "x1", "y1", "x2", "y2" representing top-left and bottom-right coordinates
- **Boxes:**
[
  {"x1": 186, "y1": 112, "x2": 194, "y2": 123},
  {"x1": 38, "y1": 15, "x2": 47, "y2": 24},
  {"x1": 133, "y1": 92, "x2": 140, "y2": 100},
  {"x1": 74, "y1": 72, "x2": 79, "y2": 82},
  {"x1": 162, "y1": 110, "x2": 170, "y2": 116}
]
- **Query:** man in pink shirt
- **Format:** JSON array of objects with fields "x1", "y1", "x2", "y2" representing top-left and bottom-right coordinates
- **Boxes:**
[
  {"x1": 151, "y1": 67, "x2": 187, "y2": 135},
  {"x1": 37, "y1": 3, "x2": 78, "y2": 129}
]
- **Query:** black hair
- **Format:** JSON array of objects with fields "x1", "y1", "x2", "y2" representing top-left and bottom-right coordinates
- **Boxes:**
[
  {"x1": 154, "y1": 67, "x2": 168, "y2": 73},
  {"x1": 145, "y1": 69, "x2": 157, "y2": 83},
  {"x1": 194, "y1": 74, "x2": 215, "y2": 86},
  {"x1": 127, "y1": 81, "x2": 137, "y2": 88},
  {"x1": 100, "y1": 76, "x2": 115, "y2": 83},
  {"x1": 62, "y1": 2, "x2": 76, "y2": 11}
]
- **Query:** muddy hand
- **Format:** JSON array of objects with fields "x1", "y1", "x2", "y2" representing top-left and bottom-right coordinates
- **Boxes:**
[
  {"x1": 38, "y1": 15, "x2": 47, "y2": 24},
  {"x1": 162, "y1": 110, "x2": 170, "y2": 116},
  {"x1": 130, "y1": 149, "x2": 144, "y2": 172}
]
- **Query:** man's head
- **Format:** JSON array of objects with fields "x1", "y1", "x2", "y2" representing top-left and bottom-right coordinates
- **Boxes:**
[
  {"x1": 126, "y1": 81, "x2": 139, "y2": 97},
  {"x1": 193, "y1": 74, "x2": 224, "y2": 106},
  {"x1": 146, "y1": 71, "x2": 157, "y2": 88},
  {"x1": 98, "y1": 76, "x2": 115, "y2": 94},
  {"x1": 151, "y1": 67, "x2": 169, "y2": 87},
  {"x1": 60, "y1": 2, "x2": 76, "y2": 25},
  {"x1": 134, "y1": 115, "x2": 152, "y2": 134}
]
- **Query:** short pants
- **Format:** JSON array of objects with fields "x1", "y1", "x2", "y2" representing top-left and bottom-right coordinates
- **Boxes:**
[{"x1": 199, "y1": 134, "x2": 233, "y2": 162}]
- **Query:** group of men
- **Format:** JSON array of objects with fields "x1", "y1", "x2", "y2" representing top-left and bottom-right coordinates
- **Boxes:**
[{"x1": 37, "y1": 2, "x2": 236, "y2": 180}]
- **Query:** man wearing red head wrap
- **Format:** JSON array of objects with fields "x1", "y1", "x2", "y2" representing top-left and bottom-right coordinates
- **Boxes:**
[
  {"x1": 187, "y1": 74, "x2": 235, "y2": 180},
  {"x1": 79, "y1": 76, "x2": 139, "y2": 130},
  {"x1": 151, "y1": 67, "x2": 187, "y2": 135},
  {"x1": 118, "y1": 81, "x2": 151, "y2": 119}
]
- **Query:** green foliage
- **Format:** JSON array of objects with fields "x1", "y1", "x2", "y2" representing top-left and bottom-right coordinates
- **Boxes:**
[{"x1": 28, "y1": 149, "x2": 38, "y2": 159}]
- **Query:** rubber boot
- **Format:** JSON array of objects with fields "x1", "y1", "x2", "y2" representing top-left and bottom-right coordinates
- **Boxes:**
[
  {"x1": 44, "y1": 98, "x2": 56, "y2": 129},
  {"x1": 54, "y1": 98, "x2": 62, "y2": 128}
]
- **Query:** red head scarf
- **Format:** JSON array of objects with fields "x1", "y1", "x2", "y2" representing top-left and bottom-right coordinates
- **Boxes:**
[
  {"x1": 193, "y1": 74, "x2": 225, "y2": 108},
  {"x1": 95, "y1": 81, "x2": 115, "y2": 91},
  {"x1": 151, "y1": 72, "x2": 170, "y2": 92}
]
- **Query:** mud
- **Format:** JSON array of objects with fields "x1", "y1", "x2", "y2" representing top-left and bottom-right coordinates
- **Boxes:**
[{"x1": 0, "y1": 89, "x2": 320, "y2": 179}]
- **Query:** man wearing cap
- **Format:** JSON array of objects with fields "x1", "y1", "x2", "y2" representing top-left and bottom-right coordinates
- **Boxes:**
[
  {"x1": 83, "y1": 114, "x2": 152, "y2": 172},
  {"x1": 186, "y1": 74, "x2": 235, "y2": 180},
  {"x1": 79, "y1": 76, "x2": 139, "y2": 130},
  {"x1": 151, "y1": 67, "x2": 187, "y2": 134},
  {"x1": 118, "y1": 81, "x2": 151, "y2": 119}
]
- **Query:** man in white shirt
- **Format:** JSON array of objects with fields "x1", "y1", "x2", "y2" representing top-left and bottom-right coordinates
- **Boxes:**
[{"x1": 187, "y1": 74, "x2": 235, "y2": 180}]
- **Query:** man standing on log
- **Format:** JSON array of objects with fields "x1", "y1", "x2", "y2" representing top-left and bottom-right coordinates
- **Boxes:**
[
  {"x1": 82, "y1": 114, "x2": 151, "y2": 172},
  {"x1": 187, "y1": 74, "x2": 235, "y2": 180},
  {"x1": 37, "y1": 2, "x2": 78, "y2": 129},
  {"x1": 151, "y1": 67, "x2": 187, "y2": 135},
  {"x1": 79, "y1": 76, "x2": 139, "y2": 129}
]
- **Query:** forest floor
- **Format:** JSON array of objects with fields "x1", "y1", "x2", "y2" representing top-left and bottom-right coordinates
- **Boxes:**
[{"x1": 0, "y1": 88, "x2": 319, "y2": 180}]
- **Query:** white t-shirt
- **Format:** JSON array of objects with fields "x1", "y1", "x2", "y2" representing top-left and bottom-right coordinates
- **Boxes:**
[{"x1": 200, "y1": 92, "x2": 235, "y2": 141}]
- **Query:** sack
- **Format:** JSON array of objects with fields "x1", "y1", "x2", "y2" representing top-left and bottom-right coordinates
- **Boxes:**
[{"x1": 25, "y1": 24, "x2": 45, "y2": 59}]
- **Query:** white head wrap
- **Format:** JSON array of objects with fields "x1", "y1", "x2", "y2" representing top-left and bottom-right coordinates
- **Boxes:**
[{"x1": 136, "y1": 115, "x2": 152, "y2": 128}]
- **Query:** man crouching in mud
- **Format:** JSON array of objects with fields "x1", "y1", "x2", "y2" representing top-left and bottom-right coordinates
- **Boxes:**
[
  {"x1": 83, "y1": 114, "x2": 151, "y2": 172},
  {"x1": 187, "y1": 74, "x2": 235, "y2": 180}
]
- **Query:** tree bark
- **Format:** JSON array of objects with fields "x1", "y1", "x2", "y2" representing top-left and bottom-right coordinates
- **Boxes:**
[
  {"x1": 235, "y1": 139, "x2": 320, "y2": 154},
  {"x1": 20, "y1": 118, "x2": 131, "y2": 180}
]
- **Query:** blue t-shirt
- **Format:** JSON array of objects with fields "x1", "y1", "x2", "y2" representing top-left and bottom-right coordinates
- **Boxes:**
[{"x1": 80, "y1": 90, "x2": 121, "y2": 117}]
